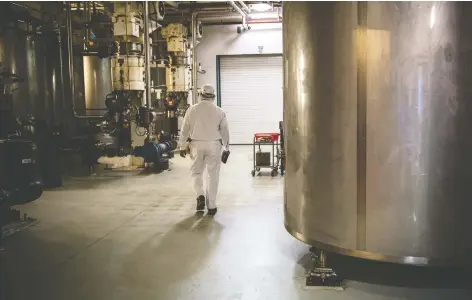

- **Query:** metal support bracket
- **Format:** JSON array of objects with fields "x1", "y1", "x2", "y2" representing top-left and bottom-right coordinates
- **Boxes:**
[{"x1": 306, "y1": 248, "x2": 345, "y2": 290}]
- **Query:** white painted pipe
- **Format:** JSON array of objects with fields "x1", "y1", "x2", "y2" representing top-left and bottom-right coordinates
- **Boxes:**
[{"x1": 238, "y1": 1, "x2": 250, "y2": 13}]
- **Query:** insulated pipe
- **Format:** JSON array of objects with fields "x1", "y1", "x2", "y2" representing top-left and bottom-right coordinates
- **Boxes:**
[
  {"x1": 66, "y1": 2, "x2": 104, "y2": 119},
  {"x1": 238, "y1": 1, "x2": 250, "y2": 13},
  {"x1": 143, "y1": 1, "x2": 152, "y2": 108},
  {"x1": 191, "y1": 12, "x2": 198, "y2": 105}
]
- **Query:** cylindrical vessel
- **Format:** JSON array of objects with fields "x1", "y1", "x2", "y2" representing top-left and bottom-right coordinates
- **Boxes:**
[
  {"x1": 284, "y1": 1, "x2": 472, "y2": 265},
  {"x1": 0, "y1": 28, "x2": 66, "y2": 126},
  {"x1": 83, "y1": 56, "x2": 112, "y2": 115},
  {"x1": 111, "y1": 55, "x2": 145, "y2": 91}
]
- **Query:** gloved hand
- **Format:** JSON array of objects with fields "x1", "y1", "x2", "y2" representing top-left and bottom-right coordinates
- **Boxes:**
[{"x1": 180, "y1": 149, "x2": 186, "y2": 158}]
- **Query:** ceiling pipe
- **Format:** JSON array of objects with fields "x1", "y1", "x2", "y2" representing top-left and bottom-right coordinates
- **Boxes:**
[
  {"x1": 228, "y1": 1, "x2": 250, "y2": 33},
  {"x1": 238, "y1": 1, "x2": 250, "y2": 13},
  {"x1": 165, "y1": 7, "x2": 234, "y2": 16},
  {"x1": 166, "y1": 13, "x2": 282, "y2": 25},
  {"x1": 228, "y1": 1, "x2": 246, "y2": 18},
  {"x1": 247, "y1": 19, "x2": 281, "y2": 24}
]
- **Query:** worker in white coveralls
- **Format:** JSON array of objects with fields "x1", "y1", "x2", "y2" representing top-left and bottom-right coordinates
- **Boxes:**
[{"x1": 179, "y1": 84, "x2": 230, "y2": 215}]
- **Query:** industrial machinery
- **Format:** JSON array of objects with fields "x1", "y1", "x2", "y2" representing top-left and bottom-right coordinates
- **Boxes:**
[
  {"x1": 283, "y1": 0, "x2": 472, "y2": 276},
  {"x1": 62, "y1": 1, "x2": 200, "y2": 172},
  {"x1": 0, "y1": 63, "x2": 43, "y2": 226},
  {"x1": 0, "y1": 1, "x2": 215, "y2": 177},
  {"x1": 107, "y1": 1, "x2": 151, "y2": 155},
  {"x1": 157, "y1": 22, "x2": 192, "y2": 137},
  {"x1": 133, "y1": 133, "x2": 173, "y2": 172}
]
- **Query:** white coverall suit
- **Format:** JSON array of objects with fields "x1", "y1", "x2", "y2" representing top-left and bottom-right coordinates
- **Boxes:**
[{"x1": 179, "y1": 98, "x2": 230, "y2": 210}]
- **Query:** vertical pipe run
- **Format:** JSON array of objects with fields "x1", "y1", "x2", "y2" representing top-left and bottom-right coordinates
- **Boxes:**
[
  {"x1": 66, "y1": 2, "x2": 75, "y2": 107},
  {"x1": 85, "y1": 1, "x2": 91, "y2": 51},
  {"x1": 191, "y1": 12, "x2": 198, "y2": 105},
  {"x1": 57, "y1": 23, "x2": 66, "y2": 122},
  {"x1": 144, "y1": 1, "x2": 152, "y2": 108}
]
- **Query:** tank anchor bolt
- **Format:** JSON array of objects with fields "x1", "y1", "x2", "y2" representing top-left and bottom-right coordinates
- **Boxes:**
[{"x1": 306, "y1": 249, "x2": 345, "y2": 290}]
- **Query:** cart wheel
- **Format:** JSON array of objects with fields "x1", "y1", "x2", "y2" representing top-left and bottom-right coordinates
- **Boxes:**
[
  {"x1": 251, "y1": 170, "x2": 256, "y2": 177},
  {"x1": 256, "y1": 167, "x2": 261, "y2": 172},
  {"x1": 271, "y1": 170, "x2": 277, "y2": 177}
]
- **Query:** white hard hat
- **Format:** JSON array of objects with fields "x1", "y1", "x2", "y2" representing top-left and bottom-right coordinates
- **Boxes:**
[{"x1": 201, "y1": 84, "x2": 216, "y2": 99}]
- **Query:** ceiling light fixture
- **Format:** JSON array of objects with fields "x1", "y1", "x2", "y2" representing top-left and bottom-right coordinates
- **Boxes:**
[{"x1": 251, "y1": 3, "x2": 272, "y2": 12}]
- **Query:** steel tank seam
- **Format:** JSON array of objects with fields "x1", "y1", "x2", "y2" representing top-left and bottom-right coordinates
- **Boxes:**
[{"x1": 356, "y1": 0, "x2": 368, "y2": 252}]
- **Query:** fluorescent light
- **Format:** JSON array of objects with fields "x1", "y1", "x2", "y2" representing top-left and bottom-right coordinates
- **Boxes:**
[
  {"x1": 249, "y1": 12, "x2": 278, "y2": 20},
  {"x1": 251, "y1": 3, "x2": 272, "y2": 12}
]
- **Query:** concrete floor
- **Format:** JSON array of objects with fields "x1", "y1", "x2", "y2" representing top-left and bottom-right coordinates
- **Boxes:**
[{"x1": 2, "y1": 146, "x2": 471, "y2": 300}]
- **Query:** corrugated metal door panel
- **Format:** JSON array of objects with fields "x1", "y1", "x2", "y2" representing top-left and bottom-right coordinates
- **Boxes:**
[{"x1": 220, "y1": 55, "x2": 283, "y2": 144}]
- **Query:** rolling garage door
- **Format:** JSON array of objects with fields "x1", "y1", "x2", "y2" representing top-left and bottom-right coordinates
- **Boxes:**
[{"x1": 220, "y1": 55, "x2": 283, "y2": 144}]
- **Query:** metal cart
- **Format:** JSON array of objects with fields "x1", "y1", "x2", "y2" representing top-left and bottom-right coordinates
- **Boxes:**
[{"x1": 251, "y1": 132, "x2": 281, "y2": 177}]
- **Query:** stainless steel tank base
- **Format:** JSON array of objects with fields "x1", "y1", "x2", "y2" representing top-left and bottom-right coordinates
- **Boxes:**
[
  {"x1": 306, "y1": 248, "x2": 345, "y2": 290},
  {"x1": 286, "y1": 224, "x2": 464, "y2": 267}
]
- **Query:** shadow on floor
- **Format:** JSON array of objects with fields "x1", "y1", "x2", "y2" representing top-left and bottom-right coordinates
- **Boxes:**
[
  {"x1": 120, "y1": 212, "x2": 223, "y2": 291},
  {"x1": 297, "y1": 250, "x2": 472, "y2": 290},
  {"x1": 2, "y1": 224, "x2": 108, "y2": 300}
]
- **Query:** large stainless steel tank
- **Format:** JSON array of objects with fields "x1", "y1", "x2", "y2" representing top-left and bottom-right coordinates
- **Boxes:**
[
  {"x1": 0, "y1": 28, "x2": 65, "y2": 125},
  {"x1": 283, "y1": 1, "x2": 472, "y2": 265}
]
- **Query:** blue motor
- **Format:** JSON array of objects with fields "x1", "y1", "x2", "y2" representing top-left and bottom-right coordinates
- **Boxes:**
[{"x1": 133, "y1": 138, "x2": 173, "y2": 172}]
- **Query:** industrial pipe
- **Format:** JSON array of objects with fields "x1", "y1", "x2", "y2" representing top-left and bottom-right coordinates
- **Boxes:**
[
  {"x1": 228, "y1": 1, "x2": 248, "y2": 30},
  {"x1": 175, "y1": 14, "x2": 281, "y2": 26},
  {"x1": 247, "y1": 19, "x2": 282, "y2": 24},
  {"x1": 165, "y1": 7, "x2": 234, "y2": 15},
  {"x1": 164, "y1": 12, "x2": 239, "y2": 24},
  {"x1": 238, "y1": 1, "x2": 250, "y2": 13},
  {"x1": 143, "y1": 1, "x2": 152, "y2": 108},
  {"x1": 56, "y1": 23, "x2": 67, "y2": 122},
  {"x1": 191, "y1": 12, "x2": 198, "y2": 105},
  {"x1": 229, "y1": 1, "x2": 246, "y2": 17},
  {"x1": 66, "y1": 2, "x2": 104, "y2": 119},
  {"x1": 84, "y1": 1, "x2": 91, "y2": 51}
]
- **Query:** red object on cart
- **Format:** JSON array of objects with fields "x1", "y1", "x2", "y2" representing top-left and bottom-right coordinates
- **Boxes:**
[
  {"x1": 254, "y1": 133, "x2": 280, "y2": 143},
  {"x1": 252, "y1": 132, "x2": 281, "y2": 177}
]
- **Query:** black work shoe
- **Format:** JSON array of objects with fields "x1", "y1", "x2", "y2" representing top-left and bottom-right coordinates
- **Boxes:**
[
  {"x1": 196, "y1": 195, "x2": 205, "y2": 211},
  {"x1": 207, "y1": 208, "x2": 217, "y2": 216}
]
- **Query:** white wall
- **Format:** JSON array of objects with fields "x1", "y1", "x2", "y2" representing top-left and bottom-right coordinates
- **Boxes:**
[{"x1": 196, "y1": 23, "x2": 283, "y2": 90}]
